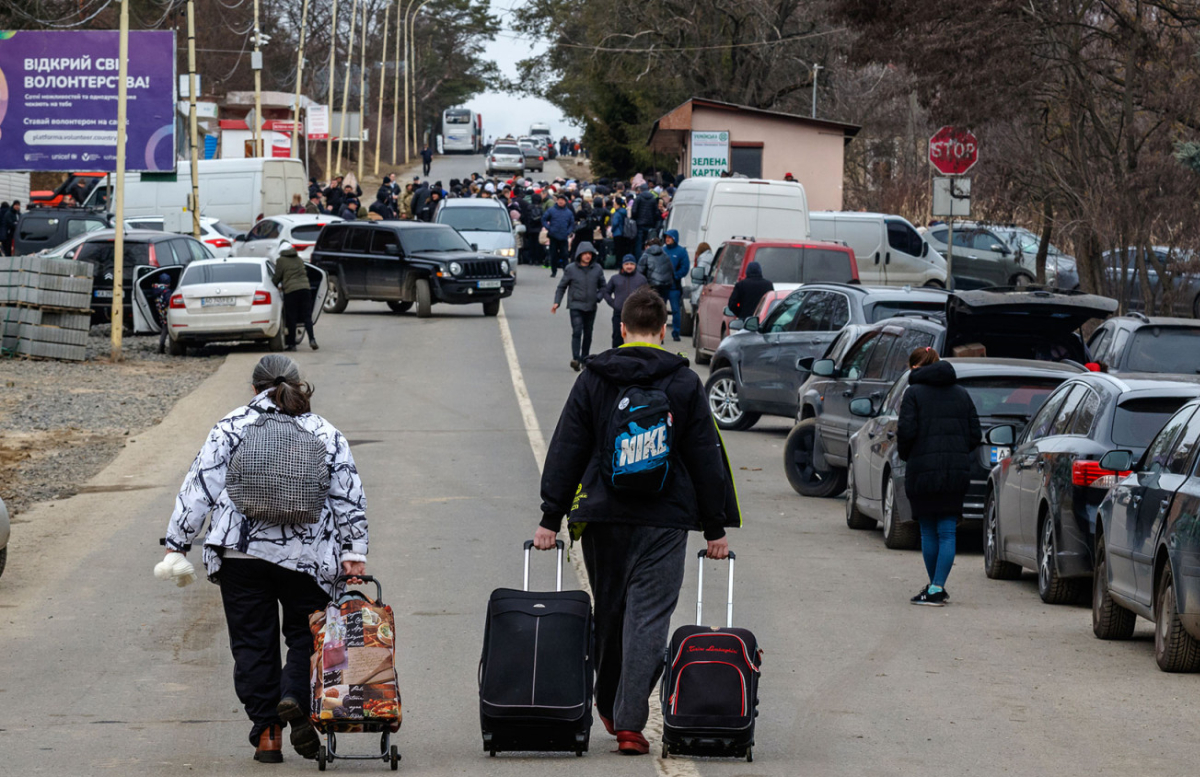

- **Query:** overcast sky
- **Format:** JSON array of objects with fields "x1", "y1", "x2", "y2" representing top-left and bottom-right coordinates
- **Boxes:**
[{"x1": 455, "y1": 0, "x2": 580, "y2": 142}]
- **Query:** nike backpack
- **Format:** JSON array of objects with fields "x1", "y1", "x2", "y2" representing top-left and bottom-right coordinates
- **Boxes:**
[{"x1": 603, "y1": 384, "x2": 675, "y2": 493}]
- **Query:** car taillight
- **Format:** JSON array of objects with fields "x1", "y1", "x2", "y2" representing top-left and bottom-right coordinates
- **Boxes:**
[
  {"x1": 539, "y1": 156, "x2": 544, "y2": 161},
  {"x1": 169, "y1": 293, "x2": 185, "y2": 309},
  {"x1": 291, "y1": 242, "x2": 314, "y2": 249},
  {"x1": 148, "y1": 243, "x2": 158, "y2": 267},
  {"x1": 206, "y1": 238, "x2": 232, "y2": 249},
  {"x1": 253, "y1": 290, "x2": 271, "y2": 306},
  {"x1": 1072, "y1": 460, "x2": 1130, "y2": 489},
  {"x1": 491, "y1": 156, "x2": 497, "y2": 162}
]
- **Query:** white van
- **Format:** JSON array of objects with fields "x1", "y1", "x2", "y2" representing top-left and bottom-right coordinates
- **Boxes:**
[
  {"x1": 0, "y1": 172, "x2": 30, "y2": 203},
  {"x1": 809, "y1": 211, "x2": 946, "y2": 287},
  {"x1": 83, "y1": 158, "x2": 308, "y2": 232}
]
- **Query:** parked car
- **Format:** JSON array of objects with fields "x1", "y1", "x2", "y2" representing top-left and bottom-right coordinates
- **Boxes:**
[
  {"x1": 312, "y1": 221, "x2": 514, "y2": 318},
  {"x1": 163, "y1": 257, "x2": 327, "y2": 355},
  {"x1": 517, "y1": 137, "x2": 544, "y2": 172},
  {"x1": 988, "y1": 225, "x2": 1080, "y2": 290},
  {"x1": 1102, "y1": 246, "x2": 1200, "y2": 318},
  {"x1": 124, "y1": 215, "x2": 241, "y2": 259},
  {"x1": 981, "y1": 372, "x2": 1200, "y2": 604},
  {"x1": 705, "y1": 284, "x2": 948, "y2": 431},
  {"x1": 1086, "y1": 314, "x2": 1200, "y2": 374},
  {"x1": 783, "y1": 287, "x2": 1119, "y2": 498},
  {"x1": 809, "y1": 211, "x2": 946, "y2": 288},
  {"x1": 846, "y1": 358, "x2": 1080, "y2": 548},
  {"x1": 692, "y1": 238, "x2": 859, "y2": 363},
  {"x1": 924, "y1": 222, "x2": 1037, "y2": 289},
  {"x1": 0, "y1": 494, "x2": 8, "y2": 580},
  {"x1": 12, "y1": 207, "x2": 110, "y2": 256},
  {"x1": 233, "y1": 214, "x2": 343, "y2": 262},
  {"x1": 1092, "y1": 397, "x2": 1200, "y2": 670},
  {"x1": 435, "y1": 198, "x2": 518, "y2": 260},
  {"x1": 74, "y1": 230, "x2": 215, "y2": 327},
  {"x1": 486, "y1": 144, "x2": 525, "y2": 176}
]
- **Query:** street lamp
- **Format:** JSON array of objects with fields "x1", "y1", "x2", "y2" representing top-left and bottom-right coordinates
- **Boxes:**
[
  {"x1": 291, "y1": 0, "x2": 311, "y2": 163},
  {"x1": 373, "y1": 2, "x2": 392, "y2": 176},
  {"x1": 336, "y1": 0, "x2": 360, "y2": 175},
  {"x1": 391, "y1": 1, "x2": 405, "y2": 166},
  {"x1": 325, "y1": 0, "x2": 338, "y2": 179},
  {"x1": 405, "y1": 0, "x2": 435, "y2": 162}
]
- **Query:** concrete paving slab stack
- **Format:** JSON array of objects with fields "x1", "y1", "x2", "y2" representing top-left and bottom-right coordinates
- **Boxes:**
[{"x1": 0, "y1": 255, "x2": 94, "y2": 361}]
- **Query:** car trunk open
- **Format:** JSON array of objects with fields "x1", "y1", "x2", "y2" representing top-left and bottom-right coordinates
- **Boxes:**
[{"x1": 945, "y1": 289, "x2": 1118, "y2": 362}]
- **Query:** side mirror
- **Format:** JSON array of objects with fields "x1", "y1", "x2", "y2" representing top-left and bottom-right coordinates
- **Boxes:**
[
  {"x1": 690, "y1": 266, "x2": 707, "y2": 283},
  {"x1": 812, "y1": 358, "x2": 836, "y2": 378},
  {"x1": 385, "y1": 243, "x2": 400, "y2": 256},
  {"x1": 986, "y1": 425, "x2": 1015, "y2": 446},
  {"x1": 742, "y1": 316, "x2": 760, "y2": 333},
  {"x1": 796, "y1": 356, "x2": 814, "y2": 372},
  {"x1": 849, "y1": 397, "x2": 875, "y2": 417},
  {"x1": 990, "y1": 244, "x2": 1009, "y2": 256},
  {"x1": 722, "y1": 305, "x2": 736, "y2": 318},
  {"x1": 234, "y1": 233, "x2": 247, "y2": 242},
  {"x1": 1099, "y1": 450, "x2": 1134, "y2": 473},
  {"x1": 728, "y1": 318, "x2": 744, "y2": 332},
  {"x1": 471, "y1": 243, "x2": 479, "y2": 251}
]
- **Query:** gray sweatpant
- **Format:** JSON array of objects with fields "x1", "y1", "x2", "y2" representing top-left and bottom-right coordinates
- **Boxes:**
[{"x1": 580, "y1": 523, "x2": 688, "y2": 732}]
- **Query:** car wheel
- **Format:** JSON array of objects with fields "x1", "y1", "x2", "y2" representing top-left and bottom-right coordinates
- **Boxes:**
[
  {"x1": 923, "y1": 279, "x2": 945, "y2": 289},
  {"x1": 167, "y1": 336, "x2": 187, "y2": 357},
  {"x1": 1155, "y1": 563, "x2": 1200, "y2": 672},
  {"x1": 1092, "y1": 534, "x2": 1136, "y2": 640},
  {"x1": 845, "y1": 465, "x2": 876, "y2": 530},
  {"x1": 415, "y1": 277, "x2": 433, "y2": 318},
  {"x1": 324, "y1": 276, "x2": 348, "y2": 314},
  {"x1": 1010, "y1": 273, "x2": 1034, "y2": 288},
  {"x1": 268, "y1": 326, "x2": 286, "y2": 352},
  {"x1": 783, "y1": 418, "x2": 847, "y2": 498},
  {"x1": 0, "y1": 547, "x2": 6, "y2": 579},
  {"x1": 482, "y1": 299, "x2": 500, "y2": 317},
  {"x1": 705, "y1": 368, "x2": 759, "y2": 431},
  {"x1": 1192, "y1": 292, "x2": 1200, "y2": 320},
  {"x1": 881, "y1": 475, "x2": 920, "y2": 549},
  {"x1": 692, "y1": 318, "x2": 711, "y2": 364},
  {"x1": 983, "y1": 491, "x2": 1023, "y2": 580},
  {"x1": 1038, "y1": 516, "x2": 1084, "y2": 604},
  {"x1": 387, "y1": 300, "x2": 413, "y2": 314},
  {"x1": 680, "y1": 309, "x2": 694, "y2": 337}
]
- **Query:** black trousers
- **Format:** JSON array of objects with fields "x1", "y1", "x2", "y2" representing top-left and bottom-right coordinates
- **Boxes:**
[
  {"x1": 548, "y1": 237, "x2": 570, "y2": 275},
  {"x1": 611, "y1": 311, "x2": 624, "y2": 349},
  {"x1": 569, "y1": 308, "x2": 596, "y2": 361},
  {"x1": 422, "y1": 159, "x2": 432, "y2": 176},
  {"x1": 218, "y1": 558, "x2": 331, "y2": 745},
  {"x1": 283, "y1": 288, "x2": 315, "y2": 348}
]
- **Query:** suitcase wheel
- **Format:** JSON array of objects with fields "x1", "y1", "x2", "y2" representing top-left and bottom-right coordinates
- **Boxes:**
[
  {"x1": 661, "y1": 742, "x2": 669, "y2": 759},
  {"x1": 575, "y1": 731, "x2": 587, "y2": 757},
  {"x1": 317, "y1": 745, "x2": 327, "y2": 771},
  {"x1": 746, "y1": 746, "x2": 753, "y2": 763},
  {"x1": 390, "y1": 744, "x2": 400, "y2": 770}
]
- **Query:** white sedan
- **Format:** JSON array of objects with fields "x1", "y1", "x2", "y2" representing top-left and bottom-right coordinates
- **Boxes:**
[
  {"x1": 163, "y1": 257, "x2": 327, "y2": 355},
  {"x1": 234, "y1": 214, "x2": 343, "y2": 262},
  {"x1": 124, "y1": 216, "x2": 241, "y2": 258}
]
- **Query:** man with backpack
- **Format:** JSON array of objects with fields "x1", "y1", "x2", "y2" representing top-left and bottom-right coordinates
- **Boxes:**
[
  {"x1": 637, "y1": 238, "x2": 675, "y2": 305},
  {"x1": 533, "y1": 286, "x2": 735, "y2": 756},
  {"x1": 661, "y1": 230, "x2": 690, "y2": 342}
]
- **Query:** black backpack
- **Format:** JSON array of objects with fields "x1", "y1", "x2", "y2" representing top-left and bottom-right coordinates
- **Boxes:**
[
  {"x1": 621, "y1": 210, "x2": 638, "y2": 239},
  {"x1": 602, "y1": 383, "x2": 675, "y2": 493}
]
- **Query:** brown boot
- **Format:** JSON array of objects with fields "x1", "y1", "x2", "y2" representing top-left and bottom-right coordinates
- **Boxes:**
[{"x1": 253, "y1": 724, "x2": 284, "y2": 763}]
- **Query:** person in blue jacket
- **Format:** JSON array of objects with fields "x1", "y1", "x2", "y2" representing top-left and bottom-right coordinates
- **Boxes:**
[
  {"x1": 661, "y1": 229, "x2": 690, "y2": 342},
  {"x1": 542, "y1": 193, "x2": 576, "y2": 278}
]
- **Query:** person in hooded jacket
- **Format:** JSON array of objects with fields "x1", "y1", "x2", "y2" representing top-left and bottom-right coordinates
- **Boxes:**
[
  {"x1": 533, "y1": 286, "x2": 734, "y2": 755},
  {"x1": 636, "y1": 238, "x2": 674, "y2": 303},
  {"x1": 601, "y1": 254, "x2": 648, "y2": 348},
  {"x1": 630, "y1": 184, "x2": 660, "y2": 255},
  {"x1": 520, "y1": 193, "x2": 545, "y2": 266},
  {"x1": 661, "y1": 229, "x2": 690, "y2": 341},
  {"x1": 551, "y1": 240, "x2": 605, "y2": 370},
  {"x1": 897, "y1": 347, "x2": 981, "y2": 606},
  {"x1": 271, "y1": 244, "x2": 319, "y2": 351},
  {"x1": 727, "y1": 261, "x2": 773, "y2": 319},
  {"x1": 542, "y1": 193, "x2": 575, "y2": 277},
  {"x1": 416, "y1": 190, "x2": 441, "y2": 222},
  {"x1": 572, "y1": 199, "x2": 594, "y2": 253}
]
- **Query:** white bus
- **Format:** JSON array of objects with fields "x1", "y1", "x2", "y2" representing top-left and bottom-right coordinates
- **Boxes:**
[
  {"x1": 442, "y1": 108, "x2": 481, "y2": 153},
  {"x1": 529, "y1": 122, "x2": 551, "y2": 139}
]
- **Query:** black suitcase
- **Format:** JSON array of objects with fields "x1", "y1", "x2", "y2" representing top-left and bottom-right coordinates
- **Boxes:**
[
  {"x1": 479, "y1": 540, "x2": 593, "y2": 757},
  {"x1": 661, "y1": 550, "x2": 761, "y2": 762}
]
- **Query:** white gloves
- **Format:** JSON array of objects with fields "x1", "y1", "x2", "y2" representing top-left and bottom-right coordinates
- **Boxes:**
[{"x1": 155, "y1": 552, "x2": 197, "y2": 588}]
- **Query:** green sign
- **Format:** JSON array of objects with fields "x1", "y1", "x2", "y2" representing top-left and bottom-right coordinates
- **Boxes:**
[{"x1": 690, "y1": 130, "x2": 729, "y2": 178}]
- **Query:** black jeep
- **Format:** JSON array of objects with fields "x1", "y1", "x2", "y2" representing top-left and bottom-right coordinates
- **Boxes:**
[{"x1": 312, "y1": 221, "x2": 515, "y2": 317}]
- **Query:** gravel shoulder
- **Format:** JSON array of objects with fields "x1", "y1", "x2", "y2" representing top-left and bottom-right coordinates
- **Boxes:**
[{"x1": 0, "y1": 327, "x2": 223, "y2": 515}]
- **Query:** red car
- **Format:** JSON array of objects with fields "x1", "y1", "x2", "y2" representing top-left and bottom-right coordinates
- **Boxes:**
[{"x1": 692, "y1": 238, "x2": 858, "y2": 364}]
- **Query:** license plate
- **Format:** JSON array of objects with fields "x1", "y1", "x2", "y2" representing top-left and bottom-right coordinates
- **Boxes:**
[
  {"x1": 201, "y1": 296, "x2": 236, "y2": 307},
  {"x1": 990, "y1": 446, "x2": 1011, "y2": 464},
  {"x1": 93, "y1": 289, "x2": 113, "y2": 298},
  {"x1": 477, "y1": 280, "x2": 502, "y2": 289}
]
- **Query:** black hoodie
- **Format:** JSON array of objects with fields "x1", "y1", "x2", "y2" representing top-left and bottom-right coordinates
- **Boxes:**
[
  {"x1": 539, "y1": 345, "x2": 736, "y2": 540},
  {"x1": 896, "y1": 360, "x2": 982, "y2": 517}
]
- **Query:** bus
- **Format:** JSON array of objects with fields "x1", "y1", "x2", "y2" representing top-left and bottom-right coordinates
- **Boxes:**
[
  {"x1": 530, "y1": 122, "x2": 551, "y2": 139},
  {"x1": 443, "y1": 108, "x2": 481, "y2": 153}
]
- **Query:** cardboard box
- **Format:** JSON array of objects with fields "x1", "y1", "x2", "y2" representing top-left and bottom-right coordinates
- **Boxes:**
[{"x1": 952, "y1": 342, "x2": 987, "y2": 358}]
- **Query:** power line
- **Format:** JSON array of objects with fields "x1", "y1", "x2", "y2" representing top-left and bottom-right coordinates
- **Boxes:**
[{"x1": 491, "y1": 27, "x2": 846, "y2": 53}]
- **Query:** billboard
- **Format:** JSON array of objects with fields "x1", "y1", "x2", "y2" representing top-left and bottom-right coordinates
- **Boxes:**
[
  {"x1": 690, "y1": 130, "x2": 729, "y2": 177},
  {"x1": 0, "y1": 30, "x2": 177, "y2": 172}
]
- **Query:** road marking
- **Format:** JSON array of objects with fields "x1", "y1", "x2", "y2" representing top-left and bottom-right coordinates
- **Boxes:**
[{"x1": 497, "y1": 304, "x2": 700, "y2": 777}]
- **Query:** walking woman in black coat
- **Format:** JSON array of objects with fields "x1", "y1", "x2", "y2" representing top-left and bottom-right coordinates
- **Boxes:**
[{"x1": 897, "y1": 348, "x2": 981, "y2": 606}]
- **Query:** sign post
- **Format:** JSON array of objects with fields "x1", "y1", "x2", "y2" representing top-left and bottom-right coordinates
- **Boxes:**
[
  {"x1": 929, "y1": 126, "x2": 979, "y2": 291},
  {"x1": 689, "y1": 130, "x2": 730, "y2": 177}
]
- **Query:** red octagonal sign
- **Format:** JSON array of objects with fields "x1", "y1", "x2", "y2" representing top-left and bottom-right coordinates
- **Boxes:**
[{"x1": 929, "y1": 126, "x2": 978, "y2": 175}]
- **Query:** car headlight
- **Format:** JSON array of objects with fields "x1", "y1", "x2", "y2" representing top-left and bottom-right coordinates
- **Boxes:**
[
  {"x1": 498, "y1": 247, "x2": 516, "y2": 258},
  {"x1": 500, "y1": 260, "x2": 510, "y2": 274},
  {"x1": 448, "y1": 262, "x2": 463, "y2": 277}
]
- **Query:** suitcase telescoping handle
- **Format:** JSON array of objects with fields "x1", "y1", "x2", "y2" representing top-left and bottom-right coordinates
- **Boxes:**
[
  {"x1": 522, "y1": 539, "x2": 565, "y2": 592},
  {"x1": 335, "y1": 574, "x2": 383, "y2": 605},
  {"x1": 696, "y1": 549, "x2": 736, "y2": 628}
]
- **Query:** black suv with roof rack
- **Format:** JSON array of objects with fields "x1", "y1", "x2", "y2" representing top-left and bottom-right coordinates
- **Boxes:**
[
  {"x1": 312, "y1": 221, "x2": 515, "y2": 318},
  {"x1": 1085, "y1": 313, "x2": 1200, "y2": 375}
]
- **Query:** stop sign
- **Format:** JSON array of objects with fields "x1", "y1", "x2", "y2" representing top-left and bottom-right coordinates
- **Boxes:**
[{"x1": 929, "y1": 126, "x2": 978, "y2": 175}]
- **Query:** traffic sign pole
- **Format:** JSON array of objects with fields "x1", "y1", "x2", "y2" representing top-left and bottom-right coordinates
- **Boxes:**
[{"x1": 929, "y1": 126, "x2": 979, "y2": 292}]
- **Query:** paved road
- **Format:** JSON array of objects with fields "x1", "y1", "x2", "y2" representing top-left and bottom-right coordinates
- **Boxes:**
[{"x1": 1, "y1": 199, "x2": 1196, "y2": 775}]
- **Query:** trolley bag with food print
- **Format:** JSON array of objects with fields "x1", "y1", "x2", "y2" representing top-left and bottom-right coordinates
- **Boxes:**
[
  {"x1": 478, "y1": 540, "x2": 593, "y2": 757},
  {"x1": 309, "y1": 575, "x2": 402, "y2": 770},
  {"x1": 661, "y1": 551, "x2": 761, "y2": 763}
]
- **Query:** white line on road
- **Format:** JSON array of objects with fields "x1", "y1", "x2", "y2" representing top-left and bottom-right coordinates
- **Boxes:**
[{"x1": 497, "y1": 304, "x2": 699, "y2": 777}]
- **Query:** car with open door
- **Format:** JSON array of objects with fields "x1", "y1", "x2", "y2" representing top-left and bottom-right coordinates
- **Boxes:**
[
  {"x1": 1092, "y1": 397, "x2": 1200, "y2": 671},
  {"x1": 232, "y1": 214, "x2": 343, "y2": 262},
  {"x1": 981, "y1": 372, "x2": 1200, "y2": 604},
  {"x1": 148, "y1": 257, "x2": 327, "y2": 354},
  {"x1": 845, "y1": 358, "x2": 1080, "y2": 549}
]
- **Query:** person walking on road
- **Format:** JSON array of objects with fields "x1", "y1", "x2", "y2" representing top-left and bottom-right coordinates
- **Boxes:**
[
  {"x1": 661, "y1": 229, "x2": 689, "y2": 342},
  {"x1": 636, "y1": 238, "x2": 674, "y2": 305},
  {"x1": 727, "y1": 261, "x2": 772, "y2": 320},
  {"x1": 551, "y1": 241, "x2": 605, "y2": 371},
  {"x1": 601, "y1": 254, "x2": 648, "y2": 349},
  {"x1": 533, "y1": 286, "x2": 736, "y2": 755},
  {"x1": 543, "y1": 193, "x2": 575, "y2": 278},
  {"x1": 897, "y1": 347, "x2": 981, "y2": 606},
  {"x1": 158, "y1": 354, "x2": 368, "y2": 763},
  {"x1": 630, "y1": 184, "x2": 659, "y2": 255},
  {"x1": 272, "y1": 244, "x2": 318, "y2": 351},
  {"x1": 420, "y1": 144, "x2": 433, "y2": 176}
]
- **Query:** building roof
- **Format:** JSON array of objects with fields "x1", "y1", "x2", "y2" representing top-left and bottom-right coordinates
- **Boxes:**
[{"x1": 648, "y1": 97, "x2": 861, "y2": 152}]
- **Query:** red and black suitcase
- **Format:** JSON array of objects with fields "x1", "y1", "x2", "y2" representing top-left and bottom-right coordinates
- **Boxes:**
[{"x1": 661, "y1": 550, "x2": 761, "y2": 762}]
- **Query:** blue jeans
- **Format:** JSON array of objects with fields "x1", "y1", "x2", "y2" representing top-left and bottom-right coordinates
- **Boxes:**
[
  {"x1": 667, "y1": 288, "x2": 682, "y2": 337},
  {"x1": 918, "y1": 517, "x2": 957, "y2": 588}
]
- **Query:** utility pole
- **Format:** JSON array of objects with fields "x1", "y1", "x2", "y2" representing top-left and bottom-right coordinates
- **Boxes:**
[
  {"x1": 325, "y1": 0, "x2": 338, "y2": 180},
  {"x1": 252, "y1": 0, "x2": 263, "y2": 157},
  {"x1": 357, "y1": 1, "x2": 366, "y2": 183},
  {"x1": 336, "y1": 0, "x2": 359, "y2": 176},
  {"x1": 408, "y1": 0, "x2": 434, "y2": 158},
  {"x1": 291, "y1": 0, "x2": 311, "y2": 163},
  {"x1": 186, "y1": 0, "x2": 200, "y2": 237},
  {"x1": 112, "y1": 0, "x2": 131, "y2": 361},
  {"x1": 402, "y1": 1, "x2": 411, "y2": 163},
  {"x1": 811, "y1": 63, "x2": 823, "y2": 119},
  {"x1": 373, "y1": 2, "x2": 391, "y2": 176},
  {"x1": 391, "y1": 1, "x2": 404, "y2": 166}
]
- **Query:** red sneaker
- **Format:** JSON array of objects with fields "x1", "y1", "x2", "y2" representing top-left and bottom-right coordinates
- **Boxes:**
[
  {"x1": 616, "y1": 730, "x2": 649, "y2": 755},
  {"x1": 598, "y1": 714, "x2": 616, "y2": 736}
]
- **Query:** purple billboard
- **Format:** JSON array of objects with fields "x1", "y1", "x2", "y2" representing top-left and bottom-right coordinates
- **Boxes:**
[{"x1": 0, "y1": 30, "x2": 176, "y2": 172}]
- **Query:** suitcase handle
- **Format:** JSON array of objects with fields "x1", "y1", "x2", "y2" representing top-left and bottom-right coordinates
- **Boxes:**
[
  {"x1": 522, "y1": 539, "x2": 564, "y2": 592},
  {"x1": 335, "y1": 574, "x2": 383, "y2": 605},
  {"x1": 695, "y1": 549, "x2": 736, "y2": 628}
]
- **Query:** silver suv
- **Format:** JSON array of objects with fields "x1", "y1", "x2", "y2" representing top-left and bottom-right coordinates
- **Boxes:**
[{"x1": 926, "y1": 222, "x2": 1079, "y2": 289}]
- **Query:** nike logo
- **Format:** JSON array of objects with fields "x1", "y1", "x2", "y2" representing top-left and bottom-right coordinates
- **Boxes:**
[{"x1": 630, "y1": 405, "x2": 648, "y2": 412}]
